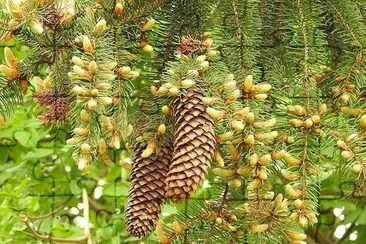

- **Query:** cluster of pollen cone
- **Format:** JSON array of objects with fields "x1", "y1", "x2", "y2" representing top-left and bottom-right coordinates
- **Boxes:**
[{"x1": 126, "y1": 36, "x2": 217, "y2": 237}]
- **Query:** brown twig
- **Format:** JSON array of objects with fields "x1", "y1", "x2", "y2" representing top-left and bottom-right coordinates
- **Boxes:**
[{"x1": 28, "y1": 196, "x2": 73, "y2": 220}]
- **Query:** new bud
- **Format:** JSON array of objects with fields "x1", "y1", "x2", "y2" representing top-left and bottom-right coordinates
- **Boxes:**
[
  {"x1": 100, "y1": 97, "x2": 113, "y2": 105},
  {"x1": 141, "y1": 142, "x2": 155, "y2": 158},
  {"x1": 200, "y1": 61, "x2": 210, "y2": 70},
  {"x1": 339, "y1": 93, "x2": 350, "y2": 103},
  {"x1": 162, "y1": 105, "x2": 171, "y2": 116},
  {"x1": 249, "y1": 224, "x2": 268, "y2": 233},
  {"x1": 88, "y1": 61, "x2": 98, "y2": 73},
  {"x1": 217, "y1": 131, "x2": 234, "y2": 142},
  {"x1": 82, "y1": 36, "x2": 94, "y2": 54},
  {"x1": 298, "y1": 216, "x2": 308, "y2": 228},
  {"x1": 172, "y1": 221, "x2": 184, "y2": 234},
  {"x1": 187, "y1": 69, "x2": 199, "y2": 77},
  {"x1": 336, "y1": 140, "x2": 347, "y2": 149},
  {"x1": 114, "y1": 3, "x2": 124, "y2": 14},
  {"x1": 311, "y1": 115, "x2": 321, "y2": 124},
  {"x1": 29, "y1": 20, "x2": 44, "y2": 34},
  {"x1": 74, "y1": 127, "x2": 89, "y2": 136},
  {"x1": 0, "y1": 65, "x2": 18, "y2": 79},
  {"x1": 8, "y1": 19, "x2": 19, "y2": 31},
  {"x1": 293, "y1": 199, "x2": 304, "y2": 209},
  {"x1": 285, "y1": 230, "x2": 307, "y2": 241},
  {"x1": 249, "y1": 153, "x2": 258, "y2": 166},
  {"x1": 245, "y1": 112, "x2": 255, "y2": 124},
  {"x1": 72, "y1": 56, "x2": 85, "y2": 67},
  {"x1": 346, "y1": 133, "x2": 358, "y2": 142},
  {"x1": 81, "y1": 143, "x2": 91, "y2": 153},
  {"x1": 80, "y1": 109, "x2": 90, "y2": 122},
  {"x1": 196, "y1": 55, "x2": 206, "y2": 62},
  {"x1": 94, "y1": 19, "x2": 107, "y2": 33},
  {"x1": 228, "y1": 178, "x2": 242, "y2": 188},
  {"x1": 319, "y1": 103, "x2": 327, "y2": 114},
  {"x1": 231, "y1": 120, "x2": 245, "y2": 131},
  {"x1": 110, "y1": 134, "x2": 121, "y2": 149},
  {"x1": 259, "y1": 154, "x2": 272, "y2": 165},
  {"x1": 233, "y1": 107, "x2": 250, "y2": 119},
  {"x1": 206, "y1": 107, "x2": 225, "y2": 121},
  {"x1": 212, "y1": 167, "x2": 234, "y2": 177},
  {"x1": 207, "y1": 49, "x2": 218, "y2": 59},
  {"x1": 341, "y1": 150, "x2": 353, "y2": 160},
  {"x1": 77, "y1": 157, "x2": 88, "y2": 170},
  {"x1": 4, "y1": 47, "x2": 18, "y2": 68},
  {"x1": 281, "y1": 169, "x2": 300, "y2": 181},
  {"x1": 168, "y1": 86, "x2": 180, "y2": 96},
  {"x1": 157, "y1": 124, "x2": 166, "y2": 135},
  {"x1": 87, "y1": 98, "x2": 98, "y2": 110},
  {"x1": 304, "y1": 118, "x2": 313, "y2": 128},
  {"x1": 254, "y1": 94, "x2": 268, "y2": 100},
  {"x1": 201, "y1": 97, "x2": 217, "y2": 106},
  {"x1": 142, "y1": 18, "x2": 156, "y2": 31},
  {"x1": 244, "y1": 134, "x2": 255, "y2": 145},
  {"x1": 223, "y1": 80, "x2": 237, "y2": 91},
  {"x1": 143, "y1": 44, "x2": 154, "y2": 54},
  {"x1": 72, "y1": 85, "x2": 88, "y2": 95},
  {"x1": 180, "y1": 79, "x2": 196, "y2": 88},
  {"x1": 254, "y1": 84, "x2": 271, "y2": 93},
  {"x1": 352, "y1": 163, "x2": 362, "y2": 173},
  {"x1": 360, "y1": 114, "x2": 366, "y2": 129},
  {"x1": 202, "y1": 38, "x2": 213, "y2": 49},
  {"x1": 243, "y1": 75, "x2": 253, "y2": 91}
]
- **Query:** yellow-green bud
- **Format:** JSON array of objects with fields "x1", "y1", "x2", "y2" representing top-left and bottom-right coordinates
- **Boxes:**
[
  {"x1": 212, "y1": 168, "x2": 235, "y2": 177},
  {"x1": 142, "y1": 18, "x2": 156, "y2": 31},
  {"x1": 243, "y1": 75, "x2": 253, "y2": 91},
  {"x1": 143, "y1": 44, "x2": 154, "y2": 54}
]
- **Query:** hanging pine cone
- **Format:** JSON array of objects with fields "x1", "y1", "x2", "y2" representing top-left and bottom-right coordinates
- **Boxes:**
[
  {"x1": 126, "y1": 143, "x2": 173, "y2": 237},
  {"x1": 166, "y1": 88, "x2": 216, "y2": 203}
]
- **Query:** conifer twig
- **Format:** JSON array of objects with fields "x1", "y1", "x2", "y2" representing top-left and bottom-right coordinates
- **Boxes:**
[{"x1": 121, "y1": 0, "x2": 168, "y2": 25}]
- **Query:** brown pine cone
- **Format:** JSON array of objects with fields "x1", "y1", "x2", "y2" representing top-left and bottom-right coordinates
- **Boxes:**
[
  {"x1": 126, "y1": 143, "x2": 172, "y2": 237},
  {"x1": 166, "y1": 88, "x2": 216, "y2": 203},
  {"x1": 34, "y1": 90, "x2": 56, "y2": 106}
]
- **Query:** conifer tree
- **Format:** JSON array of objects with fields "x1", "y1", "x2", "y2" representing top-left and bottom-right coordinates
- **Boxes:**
[{"x1": 0, "y1": 0, "x2": 365, "y2": 243}]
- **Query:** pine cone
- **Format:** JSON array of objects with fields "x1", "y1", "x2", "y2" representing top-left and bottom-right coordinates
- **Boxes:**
[
  {"x1": 42, "y1": 5, "x2": 65, "y2": 30},
  {"x1": 166, "y1": 89, "x2": 216, "y2": 203},
  {"x1": 126, "y1": 143, "x2": 173, "y2": 237},
  {"x1": 177, "y1": 36, "x2": 202, "y2": 55},
  {"x1": 34, "y1": 90, "x2": 56, "y2": 106},
  {"x1": 35, "y1": 91, "x2": 69, "y2": 123}
]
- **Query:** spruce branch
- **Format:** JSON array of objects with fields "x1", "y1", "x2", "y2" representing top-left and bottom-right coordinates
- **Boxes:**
[
  {"x1": 327, "y1": 0, "x2": 365, "y2": 49},
  {"x1": 119, "y1": 0, "x2": 168, "y2": 26}
]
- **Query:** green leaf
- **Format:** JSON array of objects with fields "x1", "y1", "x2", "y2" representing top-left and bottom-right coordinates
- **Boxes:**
[
  {"x1": 0, "y1": 148, "x2": 9, "y2": 163},
  {"x1": 13, "y1": 130, "x2": 33, "y2": 148},
  {"x1": 22, "y1": 148, "x2": 54, "y2": 160},
  {"x1": 69, "y1": 180, "x2": 82, "y2": 195},
  {"x1": 38, "y1": 218, "x2": 52, "y2": 234}
]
